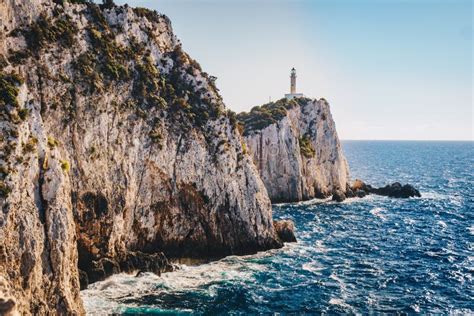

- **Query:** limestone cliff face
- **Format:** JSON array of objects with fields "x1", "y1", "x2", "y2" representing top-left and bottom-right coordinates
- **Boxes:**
[
  {"x1": 238, "y1": 98, "x2": 350, "y2": 203},
  {"x1": 0, "y1": 1, "x2": 282, "y2": 314}
]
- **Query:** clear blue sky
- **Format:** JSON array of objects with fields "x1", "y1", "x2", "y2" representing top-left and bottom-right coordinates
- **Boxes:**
[{"x1": 110, "y1": 0, "x2": 472, "y2": 140}]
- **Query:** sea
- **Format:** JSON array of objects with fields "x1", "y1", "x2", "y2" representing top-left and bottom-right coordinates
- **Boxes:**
[{"x1": 82, "y1": 141, "x2": 474, "y2": 314}]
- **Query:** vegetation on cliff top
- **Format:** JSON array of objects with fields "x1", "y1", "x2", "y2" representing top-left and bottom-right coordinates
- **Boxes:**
[
  {"x1": 6, "y1": 2, "x2": 225, "y2": 133},
  {"x1": 236, "y1": 97, "x2": 312, "y2": 136}
]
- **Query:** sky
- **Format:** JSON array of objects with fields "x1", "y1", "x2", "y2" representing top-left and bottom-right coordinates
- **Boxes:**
[{"x1": 110, "y1": 0, "x2": 472, "y2": 140}]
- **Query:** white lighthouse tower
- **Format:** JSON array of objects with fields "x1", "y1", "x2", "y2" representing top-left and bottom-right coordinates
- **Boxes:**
[{"x1": 285, "y1": 68, "x2": 304, "y2": 100}]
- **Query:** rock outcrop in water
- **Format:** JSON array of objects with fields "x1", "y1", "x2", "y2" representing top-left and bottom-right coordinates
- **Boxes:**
[
  {"x1": 347, "y1": 179, "x2": 421, "y2": 199},
  {"x1": 237, "y1": 98, "x2": 350, "y2": 203},
  {"x1": 0, "y1": 1, "x2": 290, "y2": 314}
]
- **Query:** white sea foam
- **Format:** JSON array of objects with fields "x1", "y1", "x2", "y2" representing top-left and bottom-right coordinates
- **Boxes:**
[
  {"x1": 314, "y1": 240, "x2": 328, "y2": 253},
  {"x1": 468, "y1": 225, "x2": 474, "y2": 236},
  {"x1": 302, "y1": 261, "x2": 324, "y2": 274},
  {"x1": 403, "y1": 217, "x2": 417, "y2": 225},
  {"x1": 411, "y1": 304, "x2": 421, "y2": 312},
  {"x1": 437, "y1": 220, "x2": 448, "y2": 229},
  {"x1": 370, "y1": 207, "x2": 387, "y2": 220},
  {"x1": 274, "y1": 197, "x2": 331, "y2": 207},
  {"x1": 329, "y1": 273, "x2": 347, "y2": 292},
  {"x1": 340, "y1": 194, "x2": 382, "y2": 204},
  {"x1": 82, "y1": 254, "x2": 270, "y2": 314},
  {"x1": 328, "y1": 297, "x2": 352, "y2": 310}
]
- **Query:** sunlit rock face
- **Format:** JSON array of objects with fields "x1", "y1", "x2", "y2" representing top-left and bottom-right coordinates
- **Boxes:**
[
  {"x1": 238, "y1": 98, "x2": 350, "y2": 203},
  {"x1": 0, "y1": 1, "x2": 283, "y2": 314}
]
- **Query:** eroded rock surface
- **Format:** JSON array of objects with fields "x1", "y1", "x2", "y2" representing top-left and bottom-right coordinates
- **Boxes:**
[
  {"x1": 238, "y1": 98, "x2": 350, "y2": 203},
  {"x1": 0, "y1": 1, "x2": 286, "y2": 314}
]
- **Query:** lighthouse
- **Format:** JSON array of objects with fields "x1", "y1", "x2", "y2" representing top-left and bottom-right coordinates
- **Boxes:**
[
  {"x1": 290, "y1": 67, "x2": 296, "y2": 94},
  {"x1": 285, "y1": 68, "x2": 304, "y2": 100}
]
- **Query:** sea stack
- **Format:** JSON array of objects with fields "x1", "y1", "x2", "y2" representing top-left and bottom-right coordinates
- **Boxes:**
[{"x1": 237, "y1": 97, "x2": 350, "y2": 203}]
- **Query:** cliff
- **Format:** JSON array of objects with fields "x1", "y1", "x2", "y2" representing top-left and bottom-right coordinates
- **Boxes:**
[
  {"x1": 237, "y1": 98, "x2": 350, "y2": 203},
  {"x1": 0, "y1": 1, "x2": 286, "y2": 314}
]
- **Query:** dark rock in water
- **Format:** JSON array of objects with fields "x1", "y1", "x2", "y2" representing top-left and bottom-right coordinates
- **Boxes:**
[
  {"x1": 79, "y1": 251, "x2": 173, "y2": 289},
  {"x1": 332, "y1": 189, "x2": 346, "y2": 202},
  {"x1": 78, "y1": 270, "x2": 89, "y2": 291},
  {"x1": 370, "y1": 182, "x2": 421, "y2": 198},
  {"x1": 354, "y1": 189, "x2": 368, "y2": 198},
  {"x1": 274, "y1": 220, "x2": 297, "y2": 242},
  {"x1": 349, "y1": 179, "x2": 421, "y2": 199},
  {"x1": 345, "y1": 184, "x2": 355, "y2": 198},
  {"x1": 351, "y1": 179, "x2": 371, "y2": 193}
]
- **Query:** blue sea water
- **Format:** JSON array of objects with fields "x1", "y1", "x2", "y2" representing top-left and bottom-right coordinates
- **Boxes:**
[{"x1": 82, "y1": 141, "x2": 474, "y2": 314}]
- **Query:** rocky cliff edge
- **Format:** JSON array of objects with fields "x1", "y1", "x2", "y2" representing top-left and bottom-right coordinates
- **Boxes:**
[
  {"x1": 238, "y1": 97, "x2": 350, "y2": 203},
  {"x1": 0, "y1": 1, "x2": 287, "y2": 314}
]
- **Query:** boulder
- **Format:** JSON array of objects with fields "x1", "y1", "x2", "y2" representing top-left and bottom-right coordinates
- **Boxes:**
[
  {"x1": 332, "y1": 189, "x2": 346, "y2": 202},
  {"x1": 351, "y1": 179, "x2": 371, "y2": 193},
  {"x1": 348, "y1": 180, "x2": 420, "y2": 199},
  {"x1": 345, "y1": 184, "x2": 355, "y2": 198},
  {"x1": 354, "y1": 189, "x2": 368, "y2": 198},
  {"x1": 273, "y1": 220, "x2": 297, "y2": 243},
  {"x1": 370, "y1": 182, "x2": 421, "y2": 198}
]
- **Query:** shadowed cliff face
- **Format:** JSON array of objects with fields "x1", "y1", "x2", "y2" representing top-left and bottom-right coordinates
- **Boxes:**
[
  {"x1": 0, "y1": 1, "x2": 283, "y2": 314},
  {"x1": 238, "y1": 98, "x2": 350, "y2": 203}
]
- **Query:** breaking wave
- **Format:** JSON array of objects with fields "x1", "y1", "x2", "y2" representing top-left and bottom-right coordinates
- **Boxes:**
[{"x1": 82, "y1": 141, "x2": 474, "y2": 314}]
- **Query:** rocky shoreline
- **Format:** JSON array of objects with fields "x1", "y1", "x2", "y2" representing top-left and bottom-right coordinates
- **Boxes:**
[
  {"x1": 332, "y1": 179, "x2": 421, "y2": 202},
  {"x1": 0, "y1": 0, "x2": 419, "y2": 315},
  {"x1": 77, "y1": 217, "x2": 296, "y2": 290}
]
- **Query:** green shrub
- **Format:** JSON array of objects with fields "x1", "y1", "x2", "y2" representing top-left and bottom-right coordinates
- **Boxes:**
[
  {"x1": 103, "y1": 61, "x2": 129, "y2": 81},
  {"x1": 236, "y1": 98, "x2": 314, "y2": 135},
  {"x1": 133, "y1": 7, "x2": 162, "y2": 24},
  {"x1": 23, "y1": 136, "x2": 38, "y2": 154},
  {"x1": 18, "y1": 108, "x2": 29, "y2": 120},
  {"x1": 0, "y1": 71, "x2": 22, "y2": 109},
  {"x1": 299, "y1": 135, "x2": 315, "y2": 158},
  {"x1": 0, "y1": 165, "x2": 8, "y2": 179},
  {"x1": 25, "y1": 15, "x2": 77, "y2": 50},
  {"x1": 7, "y1": 49, "x2": 30, "y2": 65},
  {"x1": 241, "y1": 141, "x2": 248, "y2": 155},
  {"x1": 149, "y1": 129, "x2": 163, "y2": 149},
  {"x1": 236, "y1": 98, "x2": 291, "y2": 135},
  {"x1": 86, "y1": 26, "x2": 131, "y2": 82},
  {"x1": 60, "y1": 160, "x2": 70, "y2": 172},
  {"x1": 53, "y1": 0, "x2": 90, "y2": 5},
  {"x1": 87, "y1": 3, "x2": 109, "y2": 30},
  {"x1": 227, "y1": 110, "x2": 237, "y2": 128},
  {"x1": 0, "y1": 55, "x2": 7, "y2": 70},
  {"x1": 0, "y1": 181, "x2": 11, "y2": 198},
  {"x1": 47, "y1": 136, "x2": 59, "y2": 149},
  {"x1": 101, "y1": 0, "x2": 115, "y2": 9}
]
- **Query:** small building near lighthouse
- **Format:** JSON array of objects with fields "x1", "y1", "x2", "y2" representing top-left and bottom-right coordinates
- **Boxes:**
[{"x1": 285, "y1": 68, "x2": 304, "y2": 100}]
